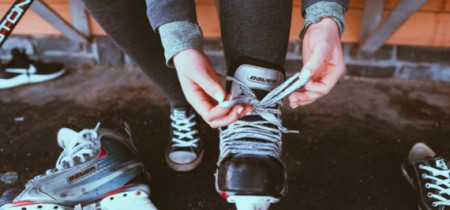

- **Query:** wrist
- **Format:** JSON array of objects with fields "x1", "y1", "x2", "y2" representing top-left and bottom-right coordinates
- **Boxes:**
[
  {"x1": 159, "y1": 21, "x2": 204, "y2": 68},
  {"x1": 300, "y1": 1, "x2": 345, "y2": 39}
]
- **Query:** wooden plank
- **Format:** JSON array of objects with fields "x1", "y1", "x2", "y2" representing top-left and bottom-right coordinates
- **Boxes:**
[
  {"x1": 360, "y1": 0, "x2": 427, "y2": 53},
  {"x1": 69, "y1": 0, "x2": 90, "y2": 37},
  {"x1": 196, "y1": 0, "x2": 450, "y2": 12},
  {"x1": 0, "y1": 1, "x2": 449, "y2": 47},
  {"x1": 359, "y1": 0, "x2": 384, "y2": 43},
  {"x1": 31, "y1": 0, "x2": 88, "y2": 43}
]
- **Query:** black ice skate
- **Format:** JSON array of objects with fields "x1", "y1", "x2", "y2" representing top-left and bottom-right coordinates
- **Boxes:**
[{"x1": 215, "y1": 58, "x2": 310, "y2": 210}]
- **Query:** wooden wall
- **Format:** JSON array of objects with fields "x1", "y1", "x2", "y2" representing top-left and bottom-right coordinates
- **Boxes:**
[{"x1": 0, "y1": 0, "x2": 449, "y2": 47}]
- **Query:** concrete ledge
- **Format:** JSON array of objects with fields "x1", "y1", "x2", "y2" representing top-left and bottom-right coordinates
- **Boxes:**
[{"x1": 1, "y1": 36, "x2": 449, "y2": 82}]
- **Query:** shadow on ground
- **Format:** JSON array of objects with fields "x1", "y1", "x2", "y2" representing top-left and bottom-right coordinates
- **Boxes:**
[{"x1": 0, "y1": 65, "x2": 449, "y2": 210}]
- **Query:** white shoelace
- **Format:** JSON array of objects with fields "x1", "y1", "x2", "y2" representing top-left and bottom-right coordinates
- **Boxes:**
[
  {"x1": 171, "y1": 113, "x2": 199, "y2": 148},
  {"x1": 218, "y1": 71, "x2": 311, "y2": 163},
  {"x1": 27, "y1": 123, "x2": 101, "y2": 187},
  {"x1": 420, "y1": 164, "x2": 450, "y2": 207}
]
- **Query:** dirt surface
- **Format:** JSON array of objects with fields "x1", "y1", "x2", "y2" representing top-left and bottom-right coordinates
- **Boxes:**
[{"x1": 1, "y1": 65, "x2": 449, "y2": 210}]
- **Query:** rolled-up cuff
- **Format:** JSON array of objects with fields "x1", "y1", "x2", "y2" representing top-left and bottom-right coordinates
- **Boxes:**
[
  {"x1": 158, "y1": 21, "x2": 204, "y2": 67},
  {"x1": 300, "y1": 2, "x2": 345, "y2": 39}
]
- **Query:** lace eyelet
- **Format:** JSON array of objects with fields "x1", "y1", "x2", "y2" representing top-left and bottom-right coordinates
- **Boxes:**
[
  {"x1": 427, "y1": 192, "x2": 433, "y2": 198},
  {"x1": 432, "y1": 202, "x2": 438, "y2": 207},
  {"x1": 419, "y1": 164, "x2": 424, "y2": 169},
  {"x1": 422, "y1": 173, "x2": 427, "y2": 179},
  {"x1": 425, "y1": 183, "x2": 430, "y2": 188}
]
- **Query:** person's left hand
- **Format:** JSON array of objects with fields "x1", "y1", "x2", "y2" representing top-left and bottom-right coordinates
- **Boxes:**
[{"x1": 289, "y1": 17, "x2": 345, "y2": 108}]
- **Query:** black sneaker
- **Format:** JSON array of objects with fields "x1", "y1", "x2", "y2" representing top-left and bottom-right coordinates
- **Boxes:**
[
  {"x1": 402, "y1": 142, "x2": 450, "y2": 209},
  {"x1": 0, "y1": 48, "x2": 65, "y2": 89},
  {"x1": 165, "y1": 107, "x2": 204, "y2": 172}
]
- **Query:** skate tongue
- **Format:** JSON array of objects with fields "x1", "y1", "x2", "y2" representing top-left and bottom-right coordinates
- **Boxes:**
[
  {"x1": 231, "y1": 64, "x2": 284, "y2": 100},
  {"x1": 172, "y1": 108, "x2": 192, "y2": 120},
  {"x1": 428, "y1": 157, "x2": 449, "y2": 170},
  {"x1": 57, "y1": 128, "x2": 79, "y2": 149}
]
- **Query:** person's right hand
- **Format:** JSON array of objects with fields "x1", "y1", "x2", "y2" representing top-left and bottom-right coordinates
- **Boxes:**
[{"x1": 173, "y1": 49, "x2": 252, "y2": 128}]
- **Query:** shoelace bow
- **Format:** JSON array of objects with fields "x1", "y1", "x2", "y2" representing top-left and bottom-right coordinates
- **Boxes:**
[
  {"x1": 171, "y1": 114, "x2": 199, "y2": 147},
  {"x1": 27, "y1": 124, "x2": 101, "y2": 186},
  {"x1": 420, "y1": 164, "x2": 450, "y2": 207},
  {"x1": 218, "y1": 71, "x2": 311, "y2": 162}
]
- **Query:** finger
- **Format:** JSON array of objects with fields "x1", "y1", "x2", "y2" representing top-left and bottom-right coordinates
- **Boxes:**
[
  {"x1": 289, "y1": 91, "x2": 321, "y2": 104},
  {"x1": 302, "y1": 43, "x2": 333, "y2": 75},
  {"x1": 189, "y1": 66, "x2": 226, "y2": 103},
  {"x1": 205, "y1": 105, "x2": 233, "y2": 122},
  {"x1": 209, "y1": 105, "x2": 248, "y2": 128},
  {"x1": 292, "y1": 100, "x2": 316, "y2": 108},
  {"x1": 179, "y1": 76, "x2": 217, "y2": 119},
  {"x1": 307, "y1": 64, "x2": 345, "y2": 96},
  {"x1": 304, "y1": 81, "x2": 329, "y2": 95}
]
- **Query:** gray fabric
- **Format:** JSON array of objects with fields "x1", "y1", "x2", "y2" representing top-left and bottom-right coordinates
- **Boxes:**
[
  {"x1": 159, "y1": 21, "x2": 204, "y2": 67},
  {"x1": 302, "y1": 0, "x2": 348, "y2": 17},
  {"x1": 219, "y1": 0, "x2": 292, "y2": 68},
  {"x1": 300, "y1": 1, "x2": 345, "y2": 39},
  {"x1": 146, "y1": 0, "x2": 197, "y2": 32}
]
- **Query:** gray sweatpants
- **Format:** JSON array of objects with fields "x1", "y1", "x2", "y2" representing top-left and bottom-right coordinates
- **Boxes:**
[{"x1": 82, "y1": 0, "x2": 292, "y2": 108}]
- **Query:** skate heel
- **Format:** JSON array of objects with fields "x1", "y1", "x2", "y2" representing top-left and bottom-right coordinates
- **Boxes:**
[
  {"x1": 81, "y1": 189, "x2": 157, "y2": 210},
  {"x1": 0, "y1": 202, "x2": 71, "y2": 210},
  {"x1": 227, "y1": 196, "x2": 279, "y2": 210}
]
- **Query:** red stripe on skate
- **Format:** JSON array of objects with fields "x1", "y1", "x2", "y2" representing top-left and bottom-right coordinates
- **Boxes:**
[
  {"x1": 98, "y1": 146, "x2": 107, "y2": 158},
  {"x1": 99, "y1": 184, "x2": 133, "y2": 201},
  {"x1": 221, "y1": 192, "x2": 228, "y2": 199},
  {"x1": 9, "y1": 200, "x2": 38, "y2": 206}
]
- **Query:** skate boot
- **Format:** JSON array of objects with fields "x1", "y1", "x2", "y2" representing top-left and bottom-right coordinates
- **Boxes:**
[
  {"x1": 0, "y1": 122, "x2": 157, "y2": 210},
  {"x1": 215, "y1": 58, "x2": 310, "y2": 210},
  {"x1": 402, "y1": 142, "x2": 450, "y2": 209},
  {"x1": 165, "y1": 107, "x2": 204, "y2": 172}
]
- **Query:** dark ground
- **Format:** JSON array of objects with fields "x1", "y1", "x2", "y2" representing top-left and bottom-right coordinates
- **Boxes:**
[{"x1": 0, "y1": 65, "x2": 449, "y2": 210}]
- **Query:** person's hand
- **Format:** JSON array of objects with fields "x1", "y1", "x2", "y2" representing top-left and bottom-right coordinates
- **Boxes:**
[
  {"x1": 173, "y1": 49, "x2": 252, "y2": 128},
  {"x1": 289, "y1": 18, "x2": 345, "y2": 108}
]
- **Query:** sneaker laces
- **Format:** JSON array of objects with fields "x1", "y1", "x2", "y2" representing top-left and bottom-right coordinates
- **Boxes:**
[
  {"x1": 171, "y1": 113, "x2": 199, "y2": 148},
  {"x1": 26, "y1": 123, "x2": 101, "y2": 187},
  {"x1": 419, "y1": 164, "x2": 450, "y2": 207},
  {"x1": 218, "y1": 71, "x2": 311, "y2": 163}
]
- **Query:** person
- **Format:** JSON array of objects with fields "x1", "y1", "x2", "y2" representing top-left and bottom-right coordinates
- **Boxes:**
[
  {"x1": 0, "y1": 0, "x2": 349, "y2": 209},
  {"x1": 85, "y1": 0, "x2": 347, "y2": 208}
]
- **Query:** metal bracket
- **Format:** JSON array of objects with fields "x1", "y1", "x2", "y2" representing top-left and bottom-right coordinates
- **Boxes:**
[
  {"x1": 359, "y1": 0, "x2": 427, "y2": 53},
  {"x1": 31, "y1": 0, "x2": 91, "y2": 43}
]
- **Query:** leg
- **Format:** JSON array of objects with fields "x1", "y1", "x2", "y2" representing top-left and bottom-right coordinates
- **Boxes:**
[
  {"x1": 82, "y1": 0, "x2": 188, "y2": 108},
  {"x1": 219, "y1": 0, "x2": 293, "y2": 69},
  {"x1": 83, "y1": 0, "x2": 204, "y2": 172},
  {"x1": 216, "y1": 1, "x2": 293, "y2": 209}
]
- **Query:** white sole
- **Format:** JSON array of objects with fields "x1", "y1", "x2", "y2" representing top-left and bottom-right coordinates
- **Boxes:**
[
  {"x1": 165, "y1": 150, "x2": 204, "y2": 172},
  {"x1": 0, "y1": 69, "x2": 66, "y2": 89},
  {"x1": 227, "y1": 195, "x2": 279, "y2": 210},
  {"x1": 1, "y1": 190, "x2": 157, "y2": 210}
]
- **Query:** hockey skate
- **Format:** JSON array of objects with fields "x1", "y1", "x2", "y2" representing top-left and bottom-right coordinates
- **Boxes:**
[
  {"x1": 0, "y1": 122, "x2": 157, "y2": 210},
  {"x1": 215, "y1": 58, "x2": 310, "y2": 210}
]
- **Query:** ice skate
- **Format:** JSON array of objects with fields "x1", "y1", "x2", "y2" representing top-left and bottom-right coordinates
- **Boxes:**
[
  {"x1": 0, "y1": 122, "x2": 157, "y2": 210},
  {"x1": 215, "y1": 58, "x2": 310, "y2": 210}
]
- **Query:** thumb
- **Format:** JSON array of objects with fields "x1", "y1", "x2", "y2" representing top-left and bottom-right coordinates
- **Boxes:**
[
  {"x1": 302, "y1": 43, "x2": 332, "y2": 74},
  {"x1": 192, "y1": 70, "x2": 226, "y2": 102}
]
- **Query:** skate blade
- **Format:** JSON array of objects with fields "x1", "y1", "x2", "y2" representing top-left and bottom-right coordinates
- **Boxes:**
[
  {"x1": 80, "y1": 190, "x2": 157, "y2": 210},
  {"x1": 227, "y1": 196, "x2": 279, "y2": 210}
]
